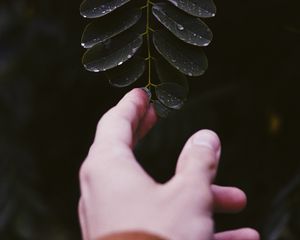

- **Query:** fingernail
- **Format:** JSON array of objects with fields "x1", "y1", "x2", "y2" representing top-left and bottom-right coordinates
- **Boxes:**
[
  {"x1": 140, "y1": 87, "x2": 152, "y2": 102},
  {"x1": 192, "y1": 130, "x2": 221, "y2": 154}
]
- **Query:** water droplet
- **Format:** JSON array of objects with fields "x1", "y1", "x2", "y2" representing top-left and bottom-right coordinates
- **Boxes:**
[{"x1": 177, "y1": 24, "x2": 184, "y2": 31}]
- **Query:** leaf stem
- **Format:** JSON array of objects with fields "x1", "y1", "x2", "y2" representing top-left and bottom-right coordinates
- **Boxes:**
[{"x1": 145, "y1": 0, "x2": 154, "y2": 88}]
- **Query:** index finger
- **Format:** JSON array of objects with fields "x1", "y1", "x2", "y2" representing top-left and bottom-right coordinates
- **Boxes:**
[
  {"x1": 80, "y1": 88, "x2": 157, "y2": 187},
  {"x1": 93, "y1": 88, "x2": 153, "y2": 150}
]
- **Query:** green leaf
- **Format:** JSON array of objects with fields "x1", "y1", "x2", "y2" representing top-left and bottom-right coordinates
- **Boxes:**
[
  {"x1": 107, "y1": 56, "x2": 145, "y2": 87},
  {"x1": 167, "y1": 0, "x2": 216, "y2": 18},
  {"x1": 153, "y1": 2, "x2": 213, "y2": 47},
  {"x1": 80, "y1": 0, "x2": 130, "y2": 18},
  {"x1": 155, "y1": 82, "x2": 187, "y2": 110},
  {"x1": 153, "y1": 100, "x2": 172, "y2": 118},
  {"x1": 81, "y1": 8, "x2": 142, "y2": 48},
  {"x1": 153, "y1": 29, "x2": 208, "y2": 76},
  {"x1": 82, "y1": 31, "x2": 142, "y2": 72},
  {"x1": 155, "y1": 57, "x2": 189, "y2": 92}
]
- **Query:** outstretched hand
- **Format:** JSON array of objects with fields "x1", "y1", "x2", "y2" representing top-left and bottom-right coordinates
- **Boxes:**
[{"x1": 78, "y1": 89, "x2": 260, "y2": 240}]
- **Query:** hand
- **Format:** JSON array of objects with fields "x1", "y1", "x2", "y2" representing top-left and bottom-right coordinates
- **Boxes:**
[{"x1": 78, "y1": 88, "x2": 260, "y2": 240}]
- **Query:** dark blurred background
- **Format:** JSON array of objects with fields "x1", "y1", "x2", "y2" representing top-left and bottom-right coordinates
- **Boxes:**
[{"x1": 0, "y1": 0, "x2": 299, "y2": 239}]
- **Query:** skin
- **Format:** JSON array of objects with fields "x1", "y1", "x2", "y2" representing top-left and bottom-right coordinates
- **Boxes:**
[{"x1": 78, "y1": 88, "x2": 260, "y2": 240}]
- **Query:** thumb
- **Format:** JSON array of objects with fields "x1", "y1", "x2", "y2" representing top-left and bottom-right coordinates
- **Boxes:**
[{"x1": 175, "y1": 130, "x2": 221, "y2": 185}]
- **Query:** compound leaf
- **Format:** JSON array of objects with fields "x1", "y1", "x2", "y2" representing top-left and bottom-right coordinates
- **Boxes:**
[{"x1": 80, "y1": 0, "x2": 216, "y2": 117}]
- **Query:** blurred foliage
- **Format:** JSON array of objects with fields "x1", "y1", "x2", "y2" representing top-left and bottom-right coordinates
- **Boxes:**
[{"x1": 0, "y1": 0, "x2": 299, "y2": 239}]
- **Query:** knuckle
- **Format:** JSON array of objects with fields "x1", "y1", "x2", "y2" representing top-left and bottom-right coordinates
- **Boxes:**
[
  {"x1": 79, "y1": 160, "x2": 97, "y2": 185},
  {"x1": 181, "y1": 147, "x2": 217, "y2": 176},
  {"x1": 126, "y1": 97, "x2": 147, "y2": 119},
  {"x1": 192, "y1": 146, "x2": 217, "y2": 170},
  {"x1": 96, "y1": 107, "x2": 116, "y2": 129},
  {"x1": 86, "y1": 142, "x2": 103, "y2": 158}
]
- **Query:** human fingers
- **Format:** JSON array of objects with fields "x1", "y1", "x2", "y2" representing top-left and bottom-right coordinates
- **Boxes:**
[
  {"x1": 214, "y1": 228, "x2": 260, "y2": 240},
  {"x1": 212, "y1": 185, "x2": 247, "y2": 213},
  {"x1": 175, "y1": 130, "x2": 221, "y2": 185},
  {"x1": 93, "y1": 88, "x2": 151, "y2": 150},
  {"x1": 81, "y1": 88, "x2": 154, "y2": 184},
  {"x1": 134, "y1": 103, "x2": 157, "y2": 144},
  {"x1": 169, "y1": 130, "x2": 221, "y2": 215}
]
